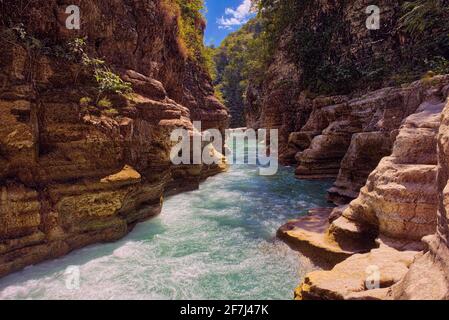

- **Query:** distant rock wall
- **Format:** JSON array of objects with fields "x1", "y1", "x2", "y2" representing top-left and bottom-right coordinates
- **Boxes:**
[{"x1": 245, "y1": 0, "x2": 412, "y2": 160}]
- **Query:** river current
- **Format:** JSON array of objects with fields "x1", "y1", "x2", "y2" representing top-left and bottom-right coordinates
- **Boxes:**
[{"x1": 0, "y1": 151, "x2": 332, "y2": 299}]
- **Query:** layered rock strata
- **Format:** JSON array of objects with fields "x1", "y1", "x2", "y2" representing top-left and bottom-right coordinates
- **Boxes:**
[
  {"x1": 288, "y1": 87, "x2": 449, "y2": 300},
  {"x1": 334, "y1": 97, "x2": 446, "y2": 247},
  {"x1": 294, "y1": 80, "x2": 443, "y2": 186},
  {"x1": 278, "y1": 207, "x2": 373, "y2": 269},
  {"x1": 295, "y1": 246, "x2": 418, "y2": 300},
  {"x1": 0, "y1": 0, "x2": 229, "y2": 277},
  {"x1": 245, "y1": 0, "x2": 432, "y2": 164},
  {"x1": 386, "y1": 96, "x2": 449, "y2": 300},
  {"x1": 280, "y1": 80, "x2": 448, "y2": 255}
]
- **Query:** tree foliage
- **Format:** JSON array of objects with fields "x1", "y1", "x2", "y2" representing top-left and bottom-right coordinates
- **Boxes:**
[
  {"x1": 162, "y1": 0, "x2": 215, "y2": 76},
  {"x1": 214, "y1": 0, "x2": 449, "y2": 123},
  {"x1": 212, "y1": 19, "x2": 263, "y2": 127}
]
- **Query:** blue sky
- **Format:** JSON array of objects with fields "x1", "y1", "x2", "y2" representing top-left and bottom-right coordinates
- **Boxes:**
[{"x1": 204, "y1": 0, "x2": 255, "y2": 47}]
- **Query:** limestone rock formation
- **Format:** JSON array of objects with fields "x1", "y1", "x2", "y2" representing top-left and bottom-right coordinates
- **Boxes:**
[
  {"x1": 293, "y1": 96, "x2": 449, "y2": 300},
  {"x1": 295, "y1": 246, "x2": 418, "y2": 300},
  {"x1": 284, "y1": 85, "x2": 449, "y2": 301},
  {"x1": 295, "y1": 81, "x2": 435, "y2": 183},
  {"x1": 0, "y1": 0, "x2": 229, "y2": 277},
  {"x1": 327, "y1": 132, "x2": 392, "y2": 204},
  {"x1": 278, "y1": 207, "x2": 374, "y2": 269},
  {"x1": 279, "y1": 80, "x2": 449, "y2": 288},
  {"x1": 386, "y1": 97, "x2": 449, "y2": 300},
  {"x1": 335, "y1": 96, "x2": 446, "y2": 247}
]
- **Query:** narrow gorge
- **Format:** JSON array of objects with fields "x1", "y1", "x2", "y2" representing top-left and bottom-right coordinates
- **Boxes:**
[{"x1": 0, "y1": 0, "x2": 449, "y2": 301}]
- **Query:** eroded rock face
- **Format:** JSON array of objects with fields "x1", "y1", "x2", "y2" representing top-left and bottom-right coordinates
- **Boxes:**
[
  {"x1": 437, "y1": 92, "x2": 449, "y2": 249},
  {"x1": 336, "y1": 97, "x2": 446, "y2": 246},
  {"x1": 295, "y1": 246, "x2": 418, "y2": 300},
  {"x1": 284, "y1": 77, "x2": 449, "y2": 208},
  {"x1": 387, "y1": 97, "x2": 449, "y2": 300},
  {"x1": 0, "y1": 1, "x2": 229, "y2": 277},
  {"x1": 278, "y1": 207, "x2": 374, "y2": 269},
  {"x1": 327, "y1": 132, "x2": 392, "y2": 204},
  {"x1": 287, "y1": 79, "x2": 449, "y2": 255},
  {"x1": 295, "y1": 83, "x2": 430, "y2": 181},
  {"x1": 288, "y1": 88, "x2": 449, "y2": 301}
]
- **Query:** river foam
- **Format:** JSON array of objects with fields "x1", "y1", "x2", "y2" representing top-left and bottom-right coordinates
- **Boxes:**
[{"x1": 0, "y1": 164, "x2": 332, "y2": 300}]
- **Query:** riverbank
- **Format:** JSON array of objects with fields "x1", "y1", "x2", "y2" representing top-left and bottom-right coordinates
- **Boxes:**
[{"x1": 0, "y1": 165, "x2": 332, "y2": 299}]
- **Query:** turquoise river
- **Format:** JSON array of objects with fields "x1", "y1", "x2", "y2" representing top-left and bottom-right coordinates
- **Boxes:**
[{"x1": 0, "y1": 161, "x2": 332, "y2": 299}]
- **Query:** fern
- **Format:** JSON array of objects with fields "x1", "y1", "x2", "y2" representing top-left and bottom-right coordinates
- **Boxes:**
[{"x1": 399, "y1": 0, "x2": 446, "y2": 37}]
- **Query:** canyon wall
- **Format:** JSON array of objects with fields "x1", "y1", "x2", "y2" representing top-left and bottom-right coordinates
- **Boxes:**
[
  {"x1": 0, "y1": 0, "x2": 228, "y2": 277},
  {"x1": 293, "y1": 91, "x2": 449, "y2": 300},
  {"x1": 245, "y1": 0, "x2": 448, "y2": 205},
  {"x1": 246, "y1": 0, "x2": 410, "y2": 158},
  {"x1": 279, "y1": 77, "x2": 449, "y2": 264},
  {"x1": 387, "y1": 92, "x2": 449, "y2": 300},
  {"x1": 245, "y1": 0, "x2": 449, "y2": 300}
]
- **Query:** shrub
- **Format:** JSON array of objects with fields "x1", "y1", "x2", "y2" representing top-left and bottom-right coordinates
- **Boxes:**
[
  {"x1": 102, "y1": 108, "x2": 119, "y2": 117},
  {"x1": 97, "y1": 98, "x2": 112, "y2": 109},
  {"x1": 69, "y1": 37, "x2": 132, "y2": 97},
  {"x1": 94, "y1": 68, "x2": 132, "y2": 95},
  {"x1": 160, "y1": 0, "x2": 215, "y2": 76},
  {"x1": 399, "y1": 0, "x2": 446, "y2": 37}
]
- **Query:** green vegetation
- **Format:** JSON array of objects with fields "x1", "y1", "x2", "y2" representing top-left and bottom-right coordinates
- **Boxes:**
[
  {"x1": 213, "y1": 0, "x2": 449, "y2": 110},
  {"x1": 161, "y1": 0, "x2": 215, "y2": 76},
  {"x1": 79, "y1": 97, "x2": 92, "y2": 106},
  {"x1": 175, "y1": 0, "x2": 206, "y2": 61},
  {"x1": 1, "y1": 23, "x2": 40, "y2": 50},
  {"x1": 79, "y1": 95, "x2": 119, "y2": 117},
  {"x1": 69, "y1": 37, "x2": 132, "y2": 97},
  {"x1": 400, "y1": 0, "x2": 449, "y2": 76},
  {"x1": 426, "y1": 56, "x2": 449, "y2": 74},
  {"x1": 212, "y1": 19, "x2": 262, "y2": 127},
  {"x1": 1, "y1": 25, "x2": 133, "y2": 103},
  {"x1": 68, "y1": 38, "x2": 131, "y2": 116},
  {"x1": 97, "y1": 98, "x2": 112, "y2": 109},
  {"x1": 399, "y1": 0, "x2": 446, "y2": 36}
]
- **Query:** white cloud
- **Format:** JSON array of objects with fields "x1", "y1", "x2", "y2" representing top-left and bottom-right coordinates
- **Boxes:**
[{"x1": 217, "y1": 0, "x2": 254, "y2": 30}]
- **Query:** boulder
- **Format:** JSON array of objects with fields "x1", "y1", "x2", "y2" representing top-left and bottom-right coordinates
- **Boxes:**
[{"x1": 295, "y1": 246, "x2": 418, "y2": 300}]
